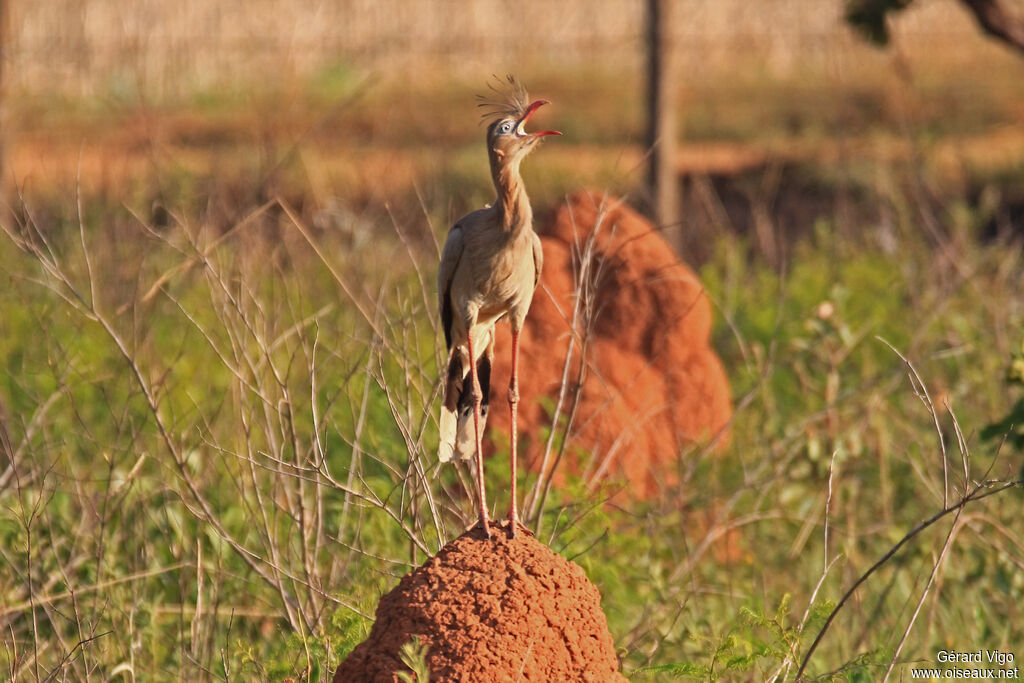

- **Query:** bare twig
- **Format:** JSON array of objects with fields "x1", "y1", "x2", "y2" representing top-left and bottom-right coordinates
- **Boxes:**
[{"x1": 795, "y1": 478, "x2": 1021, "y2": 680}]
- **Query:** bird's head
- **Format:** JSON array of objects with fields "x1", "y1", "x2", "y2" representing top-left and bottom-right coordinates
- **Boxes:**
[{"x1": 479, "y1": 76, "x2": 561, "y2": 169}]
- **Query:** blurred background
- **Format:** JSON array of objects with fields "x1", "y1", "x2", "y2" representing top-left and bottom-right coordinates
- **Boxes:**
[
  {"x1": 2, "y1": 1, "x2": 1024, "y2": 680},
  {"x1": 4, "y1": 0, "x2": 1024, "y2": 252}
]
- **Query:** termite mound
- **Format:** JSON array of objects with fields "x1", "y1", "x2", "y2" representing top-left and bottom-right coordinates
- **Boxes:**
[
  {"x1": 333, "y1": 522, "x2": 627, "y2": 682},
  {"x1": 490, "y1": 191, "x2": 733, "y2": 497}
]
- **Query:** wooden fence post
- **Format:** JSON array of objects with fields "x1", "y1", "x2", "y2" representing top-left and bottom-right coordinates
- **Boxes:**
[{"x1": 645, "y1": 0, "x2": 681, "y2": 249}]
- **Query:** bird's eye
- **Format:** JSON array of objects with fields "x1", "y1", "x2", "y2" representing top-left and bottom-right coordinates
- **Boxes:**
[{"x1": 500, "y1": 121, "x2": 514, "y2": 134}]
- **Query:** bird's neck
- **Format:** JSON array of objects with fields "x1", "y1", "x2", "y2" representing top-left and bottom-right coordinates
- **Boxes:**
[{"x1": 492, "y1": 158, "x2": 533, "y2": 236}]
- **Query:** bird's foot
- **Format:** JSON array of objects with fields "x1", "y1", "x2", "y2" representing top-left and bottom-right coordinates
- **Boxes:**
[
  {"x1": 504, "y1": 516, "x2": 532, "y2": 539},
  {"x1": 469, "y1": 517, "x2": 492, "y2": 539}
]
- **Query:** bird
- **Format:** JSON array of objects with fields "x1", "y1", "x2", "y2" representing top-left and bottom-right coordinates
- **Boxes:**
[{"x1": 437, "y1": 76, "x2": 560, "y2": 539}]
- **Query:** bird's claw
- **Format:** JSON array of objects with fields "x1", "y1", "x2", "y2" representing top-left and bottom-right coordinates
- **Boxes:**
[
  {"x1": 470, "y1": 517, "x2": 492, "y2": 539},
  {"x1": 505, "y1": 517, "x2": 532, "y2": 539}
]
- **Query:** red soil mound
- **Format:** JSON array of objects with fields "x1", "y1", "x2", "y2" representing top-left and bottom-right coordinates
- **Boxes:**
[
  {"x1": 489, "y1": 192, "x2": 732, "y2": 497},
  {"x1": 333, "y1": 522, "x2": 627, "y2": 682}
]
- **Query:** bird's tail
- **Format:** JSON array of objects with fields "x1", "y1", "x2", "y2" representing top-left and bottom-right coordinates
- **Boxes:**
[{"x1": 438, "y1": 341, "x2": 492, "y2": 463}]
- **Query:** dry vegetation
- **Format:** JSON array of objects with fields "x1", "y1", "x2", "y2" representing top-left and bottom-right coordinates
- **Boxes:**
[{"x1": 2, "y1": 2, "x2": 1024, "y2": 680}]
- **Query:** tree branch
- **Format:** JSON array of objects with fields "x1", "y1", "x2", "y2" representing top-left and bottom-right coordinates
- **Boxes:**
[{"x1": 961, "y1": 0, "x2": 1024, "y2": 56}]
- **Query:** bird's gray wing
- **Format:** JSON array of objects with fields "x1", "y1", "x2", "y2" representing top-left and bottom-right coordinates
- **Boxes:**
[
  {"x1": 531, "y1": 231, "x2": 544, "y2": 289},
  {"x1": 438, "y1": 223, "x2": 465, "y2": 350}
]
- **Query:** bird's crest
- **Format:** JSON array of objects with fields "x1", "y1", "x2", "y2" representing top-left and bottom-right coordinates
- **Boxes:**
[{"x1": 477, "y1": 74, "x2": 530, "y2": 124}]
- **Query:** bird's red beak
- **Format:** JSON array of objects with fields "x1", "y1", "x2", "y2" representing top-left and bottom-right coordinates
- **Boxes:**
[{"x1": 516, "y1": 99, "x2": 561, "y2": 138}]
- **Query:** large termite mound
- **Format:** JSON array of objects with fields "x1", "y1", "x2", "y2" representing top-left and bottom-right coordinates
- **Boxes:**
[
  {"x1": 333, "y1": 522, "x2": 627, "y2": 682},
  {"x1": 489, "y1": 192, "x2": 733, "y2": 497}
]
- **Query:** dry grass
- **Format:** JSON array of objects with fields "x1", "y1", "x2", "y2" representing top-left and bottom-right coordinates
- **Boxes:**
[
  {"x1": 6, "y1": 0, "x2": 1021, "y2": 96},
  {"x1": 2, "y1": 12, "x2": 1024, "y2": 677}
]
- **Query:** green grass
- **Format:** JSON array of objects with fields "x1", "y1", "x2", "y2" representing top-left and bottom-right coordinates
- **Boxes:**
[{"x1": 2, "y1": 71, "x2": 1024, "y2": 680}]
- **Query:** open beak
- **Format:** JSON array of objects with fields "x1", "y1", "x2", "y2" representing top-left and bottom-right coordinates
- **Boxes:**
[{"x1": 516, "y1": 100, "x2": 561, "y2": 138}]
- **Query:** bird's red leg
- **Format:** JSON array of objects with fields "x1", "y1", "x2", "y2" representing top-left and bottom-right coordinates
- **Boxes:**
[
  {"x1": 466, "y1": 331, "x2": 491, "y2": 538},
  {"x1": 508, "y1": 327, "x2": 521, "y2": 537}
]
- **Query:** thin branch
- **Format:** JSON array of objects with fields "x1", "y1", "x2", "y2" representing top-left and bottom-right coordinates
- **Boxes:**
[{"x1": 795, "y1": 478, "x2": 1022, "y2": 680}]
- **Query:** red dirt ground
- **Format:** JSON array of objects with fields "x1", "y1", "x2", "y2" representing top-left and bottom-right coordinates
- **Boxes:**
[
  {"x1": 332, "y1": 522, "x2": 627, "y2": 682},
  {"x1": 488, "y1": 191, "x2": 733, "y2": 497}
]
